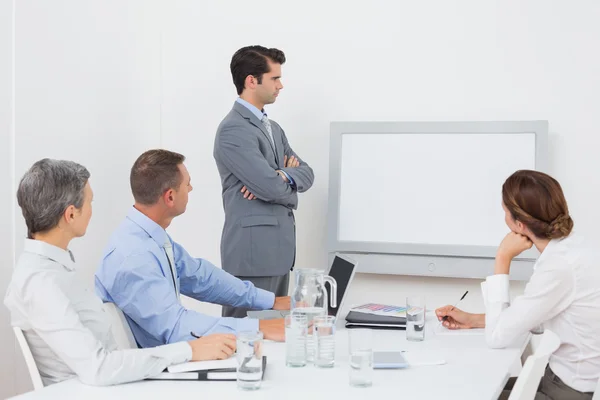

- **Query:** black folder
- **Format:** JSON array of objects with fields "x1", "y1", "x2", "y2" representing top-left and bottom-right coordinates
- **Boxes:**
[
  {"x1": 345, "y1": 311, "x2": 406, "y2": 330},
  {"x1": 148, "y1": 356, "x2": 267, "y2": 381}
]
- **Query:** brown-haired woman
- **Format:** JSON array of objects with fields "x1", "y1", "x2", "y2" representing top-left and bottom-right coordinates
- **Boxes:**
[{"x1": 436, "y1": 170, "x2": 599, "y2": 399}]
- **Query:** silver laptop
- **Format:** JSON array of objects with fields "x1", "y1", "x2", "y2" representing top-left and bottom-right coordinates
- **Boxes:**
[{"x1": 247, "y1": 254, "x2": 358, "y2": 320}]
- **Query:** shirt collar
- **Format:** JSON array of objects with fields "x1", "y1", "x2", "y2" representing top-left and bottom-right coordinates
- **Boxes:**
[
  {"x1": 236, "y1": 97, "x2": 267, "y2": 121},
  {"x1": 126, "y1": 206, "x2": 170, "y2": 248},
  {"x1": 23, "y1": 239, "x2": 77, "y2": 271},
  {"x1": 533, "y1": 233, "x2": 569, "y2": 269}
]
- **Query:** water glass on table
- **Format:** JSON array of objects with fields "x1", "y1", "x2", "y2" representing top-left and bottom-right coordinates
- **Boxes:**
[
  {"x1": 236, "y1": 331, "x2": 264, "y2": 391},
  {"x1": 406, "y1": 296, "x2": 426, "y2": 341},
  {"x1": 314, "y1": 315, "x2": 336, "y2": 368},
  {"x1": 293, "y1": 306, "x2": 326, "y2": 362},
  {"x1": 348, "y1": 329, "x2": 374, "y2": 387},
  {"x1": 285, "y1": 312, "x2": 308, "y2": 367}
]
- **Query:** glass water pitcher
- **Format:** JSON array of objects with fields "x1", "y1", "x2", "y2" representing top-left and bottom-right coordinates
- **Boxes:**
[
  {"x1": 291, "y1": 269, "x2": 337, "y2": 362},
  {"x1": 291, "y1": 269, "x2": 337, "y2": 316}
]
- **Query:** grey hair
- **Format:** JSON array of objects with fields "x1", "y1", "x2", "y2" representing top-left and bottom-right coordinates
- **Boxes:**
[{"x1": 17, "y1": 159, "x2": 90, "y2": 238}]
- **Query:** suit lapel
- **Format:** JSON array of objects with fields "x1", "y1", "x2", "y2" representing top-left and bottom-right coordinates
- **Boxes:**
[
  {"x1": 270, "y1": 123, "x2": 284, "y2": 167},
  {"x1": 232, "y1": 102, "x2": 278, "y2": 163}
]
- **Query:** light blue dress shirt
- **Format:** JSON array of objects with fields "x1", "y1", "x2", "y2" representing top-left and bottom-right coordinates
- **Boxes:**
[
  {"x1": 235, "y1": 97, "x2": 295, "y2": 186},
  {"x1": 236, "y1": 97, "x2": 264, "y2": 121},
  {"x1": 95, "y1": 207, "x2": 275, "y2": 348}
]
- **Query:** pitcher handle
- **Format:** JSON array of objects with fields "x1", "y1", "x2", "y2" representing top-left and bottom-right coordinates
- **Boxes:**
[{"x1": 324, "y1": 276, "x2": 338, "y2": 308}]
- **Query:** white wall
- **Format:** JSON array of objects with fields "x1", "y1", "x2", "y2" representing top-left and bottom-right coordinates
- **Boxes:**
[
  {"x1": 6, "y1": 0, "x2": 165, "y2": 396},
  {"x1": 2, "y1": 0, "x2": 600, "y2": 396},
  {"x1": 14, "y1": 0, "x2": 163, "y2": 284},
  {"x1": 0, "y1": 1, "x2": 15, "y2": 398},
  {"x1": 162, "y1": 0, "x2": 600, "y2": 269},
  {"x1": 162, "y1": 0, "x2": 599, "y2": 315}
]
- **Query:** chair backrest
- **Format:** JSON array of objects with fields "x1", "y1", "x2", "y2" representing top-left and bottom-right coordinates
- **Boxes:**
[
  {"x1": 509, "y1": 330, "x2": 561, "y2": 400},
  {"x1": 13, "y1": 327, "x2": 44, "y2": 390},
  {"x1": 103, "y1": 303, "x2": 137, "y2": 349}
]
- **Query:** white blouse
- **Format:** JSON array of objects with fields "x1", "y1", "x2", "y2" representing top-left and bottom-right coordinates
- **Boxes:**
[
  {"x1": 482, "y1": 233, "x2": 600, "y2": 393},
  {"x1": 4, "y1": 239, "x2": 191, "y2": 386}
]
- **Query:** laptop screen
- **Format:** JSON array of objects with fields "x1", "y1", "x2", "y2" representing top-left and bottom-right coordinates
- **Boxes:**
[{"x1": 325, "y1": 256, "x2": 357, "y2": 317}]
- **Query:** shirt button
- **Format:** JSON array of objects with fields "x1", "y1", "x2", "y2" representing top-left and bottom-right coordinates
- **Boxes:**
[{"x1": 288, "y1": 212, "x2": 293, "y2": 217}]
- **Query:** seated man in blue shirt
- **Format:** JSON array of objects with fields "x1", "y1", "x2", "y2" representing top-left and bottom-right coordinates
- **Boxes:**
[{"x1": 95, "y1": 149, "x2": 287, "y2": 348}]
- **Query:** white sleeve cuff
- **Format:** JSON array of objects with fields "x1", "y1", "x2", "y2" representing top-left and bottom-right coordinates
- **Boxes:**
[
  {"x1": 485, "y1": 274, "x2": 511, "y2": 305},
  {"x1": 153, "y1": 341, "x2": 193, "y2": 365}
]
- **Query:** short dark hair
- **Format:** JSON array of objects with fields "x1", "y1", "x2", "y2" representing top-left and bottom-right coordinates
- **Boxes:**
[
  {"x1": 502, "y1": 170, "x2": 574, "y2": 239},
  {"x1": 130, "y1": 149, "x2": 186, "y2": 205},
  {"x1": 230, "y1": 45, "x2": 286, "y2": 95},
  {"x1": 17, "y1": 159, "x2": 90, "y2": 238}
]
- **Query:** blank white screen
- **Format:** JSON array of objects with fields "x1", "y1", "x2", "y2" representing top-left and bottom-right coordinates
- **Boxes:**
[{"x1": 338, "y1": 133, "x2": 536, "y2": 247}]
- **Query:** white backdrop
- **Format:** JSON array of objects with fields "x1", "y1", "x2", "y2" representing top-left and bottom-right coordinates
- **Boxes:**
[
  {"x1": 2, "y1": 0, "x2": 600, "y2": 397},
  {"x1": 0, "y1": 0, "x2": 16, "y2": 397}
]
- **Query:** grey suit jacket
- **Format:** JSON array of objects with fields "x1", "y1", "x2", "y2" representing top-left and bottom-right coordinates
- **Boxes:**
[{"x1": 213, "y1": 102, "x2": 314, "y2": 277}]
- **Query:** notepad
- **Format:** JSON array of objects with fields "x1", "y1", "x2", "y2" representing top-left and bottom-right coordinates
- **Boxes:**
[
  {"x1": 167, "y1": 357, "x2": 237, "y2": 373},
  {"x1": 149, "y1": 356, "x2": 267, "y2": 381},
  {"x1": 150, "y1": 370, "x2": 237, "y2": 381},
  {"x1": 434, "y1": 324, "x2": 485, "y2": 336}
]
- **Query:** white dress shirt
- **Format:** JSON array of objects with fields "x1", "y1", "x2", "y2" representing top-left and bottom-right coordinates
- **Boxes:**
[
  {"x1": 4, "y1": 239, "x2": 192, "y2": 386},
  {"x1": 482, "y1": 233, "x2": 600, "y2": 393}
]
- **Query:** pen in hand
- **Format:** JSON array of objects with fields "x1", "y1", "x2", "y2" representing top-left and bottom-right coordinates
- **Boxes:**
[
  {"x1": 440, "y1": 290, "x2": 469, "y2": 324},
  {"x1": 191, "y1": 331, "x2": 238, "y2": 355}
]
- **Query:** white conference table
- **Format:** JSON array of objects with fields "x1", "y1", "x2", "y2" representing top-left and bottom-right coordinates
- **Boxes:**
[{"x1": 11, "y1": 316, "x2": 528, "y2": 400}]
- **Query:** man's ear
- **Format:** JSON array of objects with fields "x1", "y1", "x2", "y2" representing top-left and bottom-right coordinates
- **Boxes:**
[
  {"x1": 163, "y1": 189, "x2": 175, "y2": 206},
  {"x1": 245, "y1": 75, "x2": 257, "y2": 90},
  {"x1": 64, "y1": 205, "x2": 76, "y2": 223}
]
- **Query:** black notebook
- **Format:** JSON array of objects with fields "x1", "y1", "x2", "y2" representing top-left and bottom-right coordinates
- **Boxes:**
[
  {"x1": 148, "y1": 356, "x2": 267, "y2": 381},
  {"x1": 345, "y1": 311, "x2": 406, "y2": 330}
]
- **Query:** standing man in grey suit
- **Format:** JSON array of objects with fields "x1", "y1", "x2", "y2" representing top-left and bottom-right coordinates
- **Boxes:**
[{"x1": 214, "y1": 45, "x2": 314, "y2": 318}]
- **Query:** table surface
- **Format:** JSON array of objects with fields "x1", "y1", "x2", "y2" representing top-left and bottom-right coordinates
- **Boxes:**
[{"x1": 11, "y1": 316, "x2": 527, "y2": 400}]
